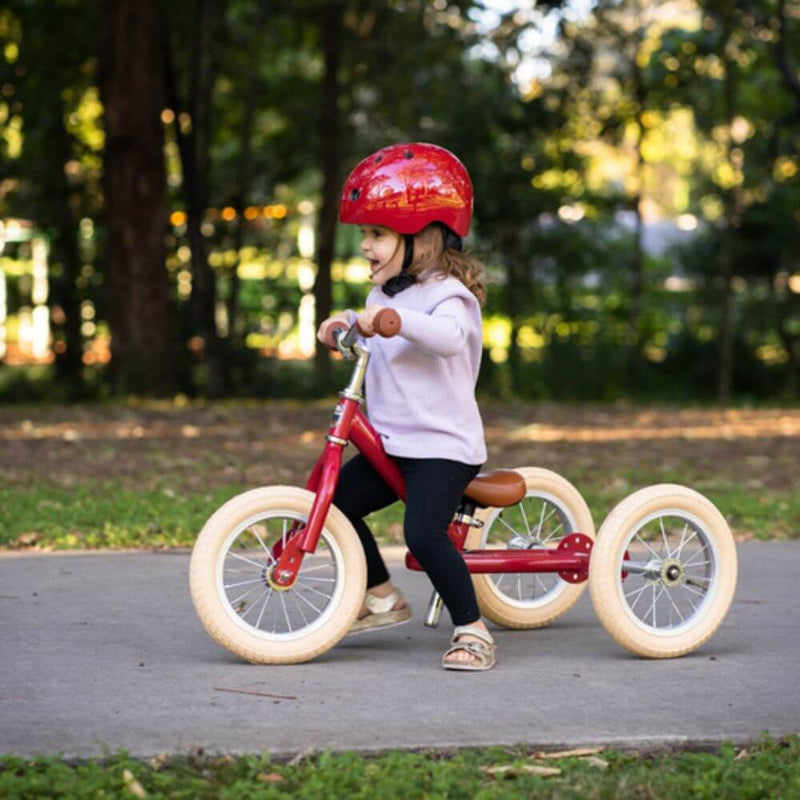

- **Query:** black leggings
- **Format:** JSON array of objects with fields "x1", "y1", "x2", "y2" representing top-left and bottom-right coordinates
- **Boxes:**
[{"x1": 332, "y1": 453, "x2": 482, "y2": 626}]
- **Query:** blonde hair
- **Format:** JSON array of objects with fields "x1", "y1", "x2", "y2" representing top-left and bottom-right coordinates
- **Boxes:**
[{"x1": 406, "y1": 224, "x2": 486, "y2": 306}]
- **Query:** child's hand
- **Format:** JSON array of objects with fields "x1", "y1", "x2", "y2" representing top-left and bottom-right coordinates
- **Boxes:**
[
  {"x1": 317, "y1": 312, "x2": 351, "y2": 347},
  {"x1": 355, "y1": 305, "x2": 387, "y2": 337}
]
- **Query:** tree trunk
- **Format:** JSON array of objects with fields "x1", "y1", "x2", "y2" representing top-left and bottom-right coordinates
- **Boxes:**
[
  {"x1": 47, "y1": 107, "x2": 84, "y2": 398},
  {"x1": 163, "y1": 0, "x2": 228, "y2": 397},
  {"x1": 716, "y1": 11, "x2": 738, "y2": 405},
  {"x1": 228, "y1": 0, "x2": 270, "y2": 362},
  {"x1": 28, "y1": 6, "x2": 85, "y2": 397},
  {"x1": 100, "y1": 0, "x2": 177, "y2": 396},
  {"x1": 313, "y1": 2, "x2": 343, "y2": 392},
  {"x1": 630, "y1": 76, "x2": 646, "y2": 340},
  {"x1": 775, "y1": 0, "x2": 800, "y2": 112},
  {"x1": 629, "y1": 8, "x2": 646, "y2": 342}
]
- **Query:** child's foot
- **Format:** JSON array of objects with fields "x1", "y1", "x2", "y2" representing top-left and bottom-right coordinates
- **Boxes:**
[
  {"x1": 442, "y1": 623, "x2": 496, "y2": 671},
  {"x1": 348, "y1": 583, "x2": 411, "y2": 635}
]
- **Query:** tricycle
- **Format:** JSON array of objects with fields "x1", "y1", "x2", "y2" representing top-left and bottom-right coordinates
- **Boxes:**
[{"x1": 190, "y1": 309, "x2": 738, "y2": 663}]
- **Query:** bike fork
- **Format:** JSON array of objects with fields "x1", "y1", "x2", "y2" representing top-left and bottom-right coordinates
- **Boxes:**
[{"x1": 424, "y1": 590, "x2": 444, "y2": 628}]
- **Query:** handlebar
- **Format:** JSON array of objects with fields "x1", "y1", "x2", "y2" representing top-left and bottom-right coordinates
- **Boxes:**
[
  {"x1": 323, "y1": 308, "x2": 402, "y2": 352},
  {"x1": 357, "y1": 308, "x2": 402, "y2": 338}
]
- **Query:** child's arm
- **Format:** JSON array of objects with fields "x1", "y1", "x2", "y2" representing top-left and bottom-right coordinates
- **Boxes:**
[{"x1": 395, "y1": 297, "x2": 476, "y2": 357}]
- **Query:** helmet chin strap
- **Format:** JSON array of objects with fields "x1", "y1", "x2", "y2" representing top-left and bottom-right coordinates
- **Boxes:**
[{"x1": 381, "y1": 234, "x2": 416, "y2": 297}]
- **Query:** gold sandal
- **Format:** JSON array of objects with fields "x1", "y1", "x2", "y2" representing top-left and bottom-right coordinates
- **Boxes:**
[
  {"x1": 442, "y1": 625, "x2": 496, "y2": 671},
  {"x1": 348, "y1": 588, "x2": 412, "y2": 635}
]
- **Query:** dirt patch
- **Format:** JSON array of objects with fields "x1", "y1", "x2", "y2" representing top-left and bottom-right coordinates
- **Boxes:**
[{"x1": 3, "y1": 401, "x2": 799, "y2": 494}]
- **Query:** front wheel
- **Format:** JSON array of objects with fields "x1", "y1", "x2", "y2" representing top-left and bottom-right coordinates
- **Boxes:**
[
  {"x1": 190, "y1": 486, "x2": 366, "y2": 664},
  {"x1": 589, "y1": 484, "x2": 737, "y2": 658},
  {"x1": 467, "y1": 467, "x2": 596, "y2": 629}
]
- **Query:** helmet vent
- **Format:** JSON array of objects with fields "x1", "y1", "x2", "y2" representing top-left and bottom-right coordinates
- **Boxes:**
[
  {"x1": 350, "y1": 188, "x2": 361, "y2": 200},
  {"x1": 404, "y1": 149, "x2": 414, "y2": 159},
  {"x1": 374, "y1": 155, "x2": 383, "y2": 163}
]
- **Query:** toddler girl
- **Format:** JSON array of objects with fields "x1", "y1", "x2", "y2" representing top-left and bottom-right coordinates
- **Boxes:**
[{"x1": 317, "y1": 143, "x2": 494, "y2": 670}]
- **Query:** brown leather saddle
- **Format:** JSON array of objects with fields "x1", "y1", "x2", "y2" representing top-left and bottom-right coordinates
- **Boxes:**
[{"x1": 463, "y1": 469, "x2": 526, "y2": 507}]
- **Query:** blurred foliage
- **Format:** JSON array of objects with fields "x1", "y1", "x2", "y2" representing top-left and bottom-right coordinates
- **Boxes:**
[{"x1": 0, "y1": 0, "x2": 798, "y2": 401}]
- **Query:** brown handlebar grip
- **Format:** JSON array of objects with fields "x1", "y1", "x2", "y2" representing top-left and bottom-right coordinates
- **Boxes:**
[
  {"x1": 355, "y1": 308, "x2": 402, "y2": 338},
  {"x1": 322, "y1": 321, "x2": 349, "y2": 350},
  {"x1": 373, "y1": 308, "x2": 401, "y2": 337}
]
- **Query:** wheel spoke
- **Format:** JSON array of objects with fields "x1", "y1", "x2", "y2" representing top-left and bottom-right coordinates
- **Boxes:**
[
  {"x1": 628, "y1": 581, "x2": 651, "y2": 612},
  {"x1": 298, "y1": 562, "x2": 334, "y2": 575},
  {"x1": 301, "y1": 583, "x2": 334, "y2": 602},
  {"x1": 228, "y1": 551, "x2": 267, "y2": 570},
  {"x1": 270, "y1": 602, "x2": 280, "y2": 634},
  {"x1": 255, "y1": 588, "x2": 273, "y2": 629},
  {"x1": 518, "y1": 501, "x2": 533, "y2": 539},
  {"x1": 540, "y1": 522, "x2": 565, "y2": 546},
  {"x1": 624, "y1": 581, "x2": 651, "y2": 602},
  {"x1": 229, "y1": 584, "x2": 260, "y2": 607},
  {"x1": 682, "y1": 581, "x2": 707, "y2": 598},
  {"x1": 671, "y1": 523, "x2": 689, "y2": 559},
  {"x1": 290, "y1": 592, "x2": 309, "y2": 626},
  {"x1": 296, "y1": 575, "x2": 336, "y2": 583},
  {"x1": 662, "y1": 585, "x2": 685, "y2": 623},
  {"x1": 247, "y1": 524, "x2": 275, "y2": 564},
  {"x1": 279, "y1": 592, "x2": 292, "y2": 632},
  {"x1": 534, "y1": 498, "x2": 547, "y2": 540},
  {"x1": 659, "y1": 519, "x2": 670, "y2": 556},
  {"x1": 535, "y1": 504, "x2": 558, "y2": 533},
  {"x1": 675, "y1": 529, "x2": 698, "y2": 560},
  {"x1": 634, "y1": 533, "x2": 662, "y2": 560},
  {"x1": 646, "y1": 583, "x2": 665, "y2": 627},
  {"x1": 241, "y1": 588, "x2": 270, "y2": 620},
  {"x1": 682, "y1": 549, "x2": 709, "y2": 568},
  {"x1": 224, "y1": 577, "x2": 264, "y2": 590},
  {"x1": 294, "y1": 588, "x2": 323, "y2": 615},
  {"x1": 496, "y1": 514, "x2": 521, "y2": 537}
]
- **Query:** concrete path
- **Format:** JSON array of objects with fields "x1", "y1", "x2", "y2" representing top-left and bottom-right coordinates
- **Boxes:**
[{"x1": 1, "y1": 543, "x2": 798, "y2": 759}]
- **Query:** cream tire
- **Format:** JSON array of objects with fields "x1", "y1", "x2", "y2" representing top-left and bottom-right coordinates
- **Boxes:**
[
  {"x1": 467, "y1": 467, "x2": 595, "y2": 629},
  {"x1": 190, "y1": 486, "x2": 366, "y2": 664},
  {"x1": 589, "y1": 484, "x2": 737, "y2": 658}
]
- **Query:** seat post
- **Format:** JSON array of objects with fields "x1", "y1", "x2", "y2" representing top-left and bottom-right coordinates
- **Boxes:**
[{"x1": 423, "y1": 590, "x2": 444, "y2": 628}]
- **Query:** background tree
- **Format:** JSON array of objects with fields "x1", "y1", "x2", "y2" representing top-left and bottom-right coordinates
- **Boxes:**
[{"x1": 99, "y1": 0, "x2": 179, "y2": 396}]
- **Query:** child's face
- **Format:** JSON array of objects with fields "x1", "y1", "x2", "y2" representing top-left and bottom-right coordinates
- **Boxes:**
[{"x1": 360, "y1": 226, "x2": 403, "y2": 286}]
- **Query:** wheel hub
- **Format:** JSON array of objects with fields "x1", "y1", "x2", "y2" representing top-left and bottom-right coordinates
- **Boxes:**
[
  {"x1": 507, "y1": 533, "x2": 534, "y2": 549},
  {"x1": 660, "y1": 558, "x2": 684, "y2": 587},
  {"x1": 264, "y1": 564, "x2": 295, "y2": 592}
]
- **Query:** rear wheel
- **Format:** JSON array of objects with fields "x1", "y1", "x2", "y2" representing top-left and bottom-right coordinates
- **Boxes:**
[
  {"x1": 589, "y1": 484, "x2": 737, "y2": 658},
  {"x1": 190, "y1": 486, "x2": 366, "y2": 664},
  {"x1": 467, "y1": 467, "x2": 595, "y2": 629}
]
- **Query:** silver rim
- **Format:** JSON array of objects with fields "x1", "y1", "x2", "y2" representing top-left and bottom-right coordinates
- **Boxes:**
[
  {"x1": 615, "y1": 508, "x2": 718, "y2": 637},
  {"x1": 480, "y1": 491, "x2": 577, "y2": 609},
  {"x1": 216, "y1": 511, "x2": 346, "y2": 642}
]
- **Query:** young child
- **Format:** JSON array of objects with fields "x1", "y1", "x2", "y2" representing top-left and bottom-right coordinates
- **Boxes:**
[{"x1": 317, "y1": 143, "x2": 494, "y2": 671}]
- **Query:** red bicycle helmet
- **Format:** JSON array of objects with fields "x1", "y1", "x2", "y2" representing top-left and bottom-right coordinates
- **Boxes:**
[{"x1": 338, "y1": 143, "x2": 473, "y2": 237}]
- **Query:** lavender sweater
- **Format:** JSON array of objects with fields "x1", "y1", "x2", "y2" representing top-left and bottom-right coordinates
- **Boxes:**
[{"x1": 350, "y1": 275, "x2": 487, "y2": 466}]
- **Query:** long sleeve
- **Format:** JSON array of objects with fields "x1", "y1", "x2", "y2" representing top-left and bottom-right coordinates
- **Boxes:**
[{"x1": 397, "y1": 297, "x2": 471, "y2": 358}]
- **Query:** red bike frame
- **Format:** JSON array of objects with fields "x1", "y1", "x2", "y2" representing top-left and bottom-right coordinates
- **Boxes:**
[{"x1": 268, "y1": 391, "x2": 592, "y2": 589}]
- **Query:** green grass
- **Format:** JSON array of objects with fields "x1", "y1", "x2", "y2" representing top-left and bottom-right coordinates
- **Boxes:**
[
  {"x1": 1, "y1": 736, "x2": 799, "y2": 799},
  {"x1": 1, "y1": 478, "x2": 796, "y2": 551},
  {"x1": 576, "y1": 481, "x2": 800, "y2": 542},
  {"x1": 0, "y1": 483, "x2": 408, "y2": 550}
]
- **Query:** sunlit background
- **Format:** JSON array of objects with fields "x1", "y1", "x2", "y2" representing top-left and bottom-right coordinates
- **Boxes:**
[{"x1": 0, "y1": 0, "x2": 798, "y2": 402}]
